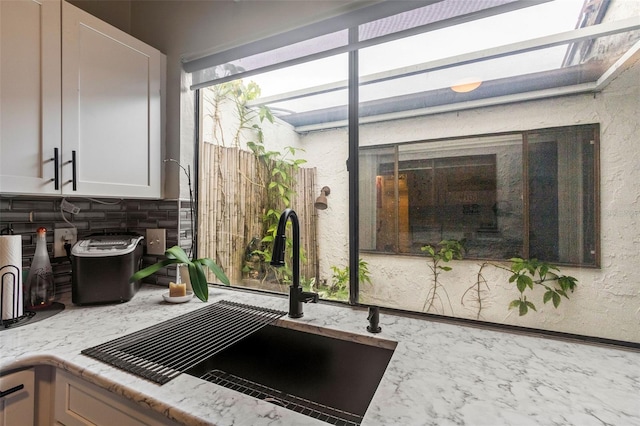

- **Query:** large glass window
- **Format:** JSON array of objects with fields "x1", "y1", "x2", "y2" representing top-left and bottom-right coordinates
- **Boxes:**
[
  {"x1": 359, "y1": 125, "x2": 598, "y2": 266},
  {"x1": 190, "y1": 0, "x2": 637, "y2": 318},
  {"x1": 198, "y1": 55, "x2": 351, "y2": 300}
]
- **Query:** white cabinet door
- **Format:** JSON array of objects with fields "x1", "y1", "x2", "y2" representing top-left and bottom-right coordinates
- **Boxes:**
[
  {"x1": 0, "y1": 368, "x2": 35, "y2": 426},
  {"x1": 0, "y1": 0, "x2": 62, "y2": 195},
  {"x1": 62, "y1": 2, "x2": 162, "y2": 198},
  {"x1": 54, "y1": 370, "x2": 177, "y2": 426}
]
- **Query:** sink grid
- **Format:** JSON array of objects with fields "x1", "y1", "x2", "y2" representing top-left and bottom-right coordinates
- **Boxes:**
[
  {"x1": 81, "y1": 300, "x2": 286, "y2": 384},
  {"x1": 200, "y1": 369, "x2": 363, "y2": 425}
]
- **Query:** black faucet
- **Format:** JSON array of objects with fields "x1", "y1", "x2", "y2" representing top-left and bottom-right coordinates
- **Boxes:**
[{"x1": 270, "y1": 208, "x2": 319, "y2": 318}]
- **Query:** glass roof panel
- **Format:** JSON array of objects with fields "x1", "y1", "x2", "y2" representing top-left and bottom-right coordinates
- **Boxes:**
[
  {"x1": 358, "y1": 0, "x2": 520, "y2": 41},
  {"x1": 359, "y1": 0, "x2": 585, "y2": 75},
  {"x1": 240, "y1": 0, "x2": 640, "y2": 130}
]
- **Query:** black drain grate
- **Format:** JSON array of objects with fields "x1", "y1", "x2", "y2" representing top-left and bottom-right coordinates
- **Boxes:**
[
  {"x1": 200, "y1": 369, "x2": 363, "y2": 426},
  {"x1": 82, "y1": 300, "x2": 286, "y2": 384}
]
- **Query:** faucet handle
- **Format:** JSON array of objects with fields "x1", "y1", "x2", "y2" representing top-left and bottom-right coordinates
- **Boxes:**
[
  {"x1": 301, "y1": 291, "x2": 319, "y2": 304},
  {"x1": 367, "y1": 306, "x2": 382, "y2": 333}
]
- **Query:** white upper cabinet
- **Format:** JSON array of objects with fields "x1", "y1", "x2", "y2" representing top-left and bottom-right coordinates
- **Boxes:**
[
  {"x1": 0, "y1": 0, "x2": 163, "y2": 198},
  {"x1": 0, "y1": 0, "x2": 62, "y2": 195},
  {"x1": 62, "y1": 2, "x2": 162, "y2": 198}
]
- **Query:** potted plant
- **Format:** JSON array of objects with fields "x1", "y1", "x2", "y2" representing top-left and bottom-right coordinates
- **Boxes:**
[{"x1": 130, "y1": 245, "x2": 230, "y2": 302}]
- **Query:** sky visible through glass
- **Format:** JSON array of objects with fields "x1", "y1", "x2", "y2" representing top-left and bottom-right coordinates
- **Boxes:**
[{"x1": 248, "y1": 0, "x2": 585, "y2": 116}]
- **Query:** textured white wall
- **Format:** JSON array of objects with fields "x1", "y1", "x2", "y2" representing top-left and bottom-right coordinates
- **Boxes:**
[
  {"x1": 303, "y1": 58, "x2": 640, "y2": 343},
  {"x1": 201, "y1": 88, "x2": 301, "y2": 152}
]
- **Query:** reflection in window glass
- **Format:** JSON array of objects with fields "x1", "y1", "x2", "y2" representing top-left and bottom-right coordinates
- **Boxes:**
[
  {"x1": 359, "y1": 125, "x2": 598, "y2": 266},
  {"x1": 360, "y1": 135, "x2": 524, "y2": 259},
  {"x1": 528, "y1": 126, "x2": 597, "y2": 265}
]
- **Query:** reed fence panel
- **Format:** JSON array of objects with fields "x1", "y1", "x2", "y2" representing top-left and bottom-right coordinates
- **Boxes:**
[{"x1": 199, "y1": 143, "x2": 318, "y2": 287}]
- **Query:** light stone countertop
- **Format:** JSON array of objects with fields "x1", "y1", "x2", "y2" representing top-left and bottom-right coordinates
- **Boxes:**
[{"x1": 1, "y1": 285, "x2": 639, "y2": 426}]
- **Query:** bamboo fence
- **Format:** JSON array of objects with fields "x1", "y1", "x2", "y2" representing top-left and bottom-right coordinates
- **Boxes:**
[{"x1": 198, "y1": 143, "x2": 318, "y2": 287}]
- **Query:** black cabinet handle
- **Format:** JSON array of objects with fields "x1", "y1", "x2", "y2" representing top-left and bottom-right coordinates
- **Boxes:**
[
  {"x1": 51, "y1": 148, "x2": 59, "y2": 190},
  {"x1": 0, "y1": 384, "x2": 24, "y2": 398},
  {"x1": 71, "y1": 150, "x2": 77, "y2": 191}
]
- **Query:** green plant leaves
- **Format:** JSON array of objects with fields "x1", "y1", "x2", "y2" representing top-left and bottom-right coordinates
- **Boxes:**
[
  {"x1": 515, "y1": 274, "x2": 533, "y2": 293},
  {"x1": 421, "y1": 245, "x2": 436, "y2": 256},
  {"x1": 259, "y1": 105, "x2": 274, "y2": 123},
  {"x1": 358, "y1": 259, "x2": 373, "y2": 285},
  {"x1": 129, "y1": 258, "x2": 179, "y2": 283},
  {"x1": 188, "y1": 262, "x2": 207, "y2": 302},
  {"x1": 195, "y1": 257, "x2": 231, "y2": 286},
  {"x1": 543, "y1": 289, "x2": 563, "y2": 308},
  {"x1": 509, "y1": 298, "x2": 537, "y2": 316},
  {"x1": 128, "y1": 245, "x2": 230, "y2": 303},
  {"x1": 558, "y1": 275, "x2": 578, "y2": 292},
  {"x1": 420, "y1": 244, "x2": 579, "y2": 316},
  {"x1": 505, "y1": 258, "x2": 577, "y2": 315},
  {"x1": 421, "y1": 240, "x2": 465, "y2": 313},
  {"x1": 165, "y1": 246, "x2": 191, "y2": 263}
]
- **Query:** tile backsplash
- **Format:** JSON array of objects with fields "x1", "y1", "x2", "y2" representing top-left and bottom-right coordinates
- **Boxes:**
[{"x1": 0, "y1": 196, "x2": 193, "y2": 296}]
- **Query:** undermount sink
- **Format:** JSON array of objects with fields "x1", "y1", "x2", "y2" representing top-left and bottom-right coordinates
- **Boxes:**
[
  {"x1": 82, "y1": 300, "x2": 395, "y2": 424},
  {"x1": 185, "y1": 323, "x2": 397, "y2": 425}
]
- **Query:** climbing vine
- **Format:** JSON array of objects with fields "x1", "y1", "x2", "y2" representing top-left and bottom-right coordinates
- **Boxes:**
[
  {"x1": 421, "y1": 240, "x2": 465, "y2": 313},
  {"x1": 421, "y1": 239, "x2": 579, "y2": 317},
  {"x1": 463, "y1": 258, "x2": 578, "y2": 317},
  {"x1": 212, "y1": 79, "x2": 308, "y2": 286}
]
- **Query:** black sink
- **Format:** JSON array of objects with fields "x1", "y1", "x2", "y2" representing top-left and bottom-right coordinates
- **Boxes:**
[{"x1": 185, "y1": 324, "x2": 396, "y2": 424}]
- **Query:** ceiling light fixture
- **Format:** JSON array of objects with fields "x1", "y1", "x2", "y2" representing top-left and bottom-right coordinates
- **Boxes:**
[{"x1": 451, "y1": 79, "x2": 482, "y2": 93}]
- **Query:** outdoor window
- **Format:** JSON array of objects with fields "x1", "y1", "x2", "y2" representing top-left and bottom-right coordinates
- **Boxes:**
[
  {"x1": 197, "y1": 54, "x2": 349, "y2": 299},
  {"x1": 186, "y1": 0, "x2": 635, "y2": 315},
  {"x1": 359, "y1": 124, "x2": 599, "y2": 266}
]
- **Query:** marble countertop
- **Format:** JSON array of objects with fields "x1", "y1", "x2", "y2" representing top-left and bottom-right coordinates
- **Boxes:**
[{"x1": 1, "y1": 285, "x2": 639, "y2": 426}]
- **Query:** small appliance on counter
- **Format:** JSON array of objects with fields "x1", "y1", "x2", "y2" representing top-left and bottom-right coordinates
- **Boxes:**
[{"x1": 71, "y1": 233, "x2": 144, "y2": 305}]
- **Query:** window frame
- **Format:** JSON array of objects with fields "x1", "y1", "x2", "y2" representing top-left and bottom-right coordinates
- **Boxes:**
[{"x1": 358, "y1": 124, "x2": 601, "y2": 268}]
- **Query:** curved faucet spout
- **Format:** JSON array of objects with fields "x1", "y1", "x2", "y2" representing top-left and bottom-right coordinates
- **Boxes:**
[
  {"x1": 270, "y1": 208, "x2": 317, "y2": 318},
  {"x1": 270, "y1": 208, "x2": 299, "y2": 288}
]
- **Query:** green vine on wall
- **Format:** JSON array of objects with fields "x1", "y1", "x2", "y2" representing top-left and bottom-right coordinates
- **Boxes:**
[
  {"x1": 209, "y1": 79, "x2": 270, "y2": 148},
  {"x1": 247, "y1": 140, "x2": 308, "y2": 286},
  {"x1": 214, "y1": 79, "x2": 309, "y2": 286},
  {"x1": 421, "y1": 239, "x2": 579, "y2": 317},
  {"x1": 421, "y1": 240, "x2": 465, "y2": 313},
  {"x1": 463, "y1": 258, "x2": 578, "y2": 317}
]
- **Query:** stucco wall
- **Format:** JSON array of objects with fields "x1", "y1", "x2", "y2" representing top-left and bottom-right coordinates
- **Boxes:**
[
  {"x1": 201, "y1": 88, "x2": 301, "y2": 152},
  {"x1": 303, "y1": 58, "x2": 640, "y2": 343}
]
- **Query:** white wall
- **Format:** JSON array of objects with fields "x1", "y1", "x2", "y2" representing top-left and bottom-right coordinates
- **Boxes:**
[
  {"x1": 303, "y1": 58, "x2": 640, "y2": 343},
  {"x1": 200, "y1": 88, "x2": 301, "y2": 152}
]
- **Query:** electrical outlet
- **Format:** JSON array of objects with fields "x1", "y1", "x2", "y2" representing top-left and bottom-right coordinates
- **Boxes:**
[
  {"x1": 146, "y1": 229, "x2": 166, "y2": 255},
  {"x1": 54, "y1": 228, "x2": 78, "y2": 257}
]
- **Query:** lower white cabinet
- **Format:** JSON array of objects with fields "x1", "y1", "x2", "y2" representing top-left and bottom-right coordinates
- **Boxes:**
[
  {"x1": 0, "y1": 368, "x2": 35, "y2": 426},
  {"x1": 54, "y1": 370, "x2": 177, "y2": 426}
]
